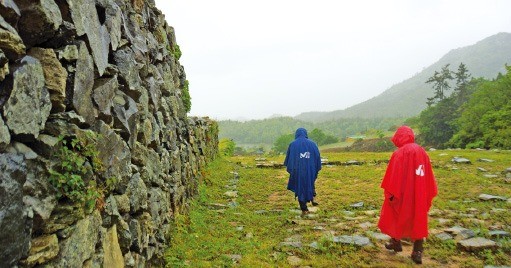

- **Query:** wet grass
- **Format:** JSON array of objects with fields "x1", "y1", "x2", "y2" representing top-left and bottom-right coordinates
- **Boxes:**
[{"x1": 165, "y1": 149, "x2": 511, "y2": 267}]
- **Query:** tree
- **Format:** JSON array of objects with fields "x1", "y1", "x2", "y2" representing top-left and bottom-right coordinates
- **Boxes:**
[
  {"x1": 308, "y1": 129, "x2": 326, "y2": 145},
  {"x1": 417, "y1": 98, "x2": 458, "y2": 148},
  {"x1": 453, "y1": 63, "x2": 472, "y2": 105},
  {"x1": 272, "y1": 133, "x2": 294, "y2": 154},
  {"x1": 425, "y1": 64, "x2": 454, "y2": 105},
  {"x1": 309, "y1": 128, "x2": 339, "y2": 146}
]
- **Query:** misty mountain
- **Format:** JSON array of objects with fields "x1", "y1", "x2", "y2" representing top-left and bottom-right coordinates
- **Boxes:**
[{"x1": 295, "y1": 32, "x2": 511, "y2": 122}]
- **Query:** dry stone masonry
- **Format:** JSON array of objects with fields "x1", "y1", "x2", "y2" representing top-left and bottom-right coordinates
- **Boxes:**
[{"x1": 0, "y1": 0, "x2": 218, "y2": 267}]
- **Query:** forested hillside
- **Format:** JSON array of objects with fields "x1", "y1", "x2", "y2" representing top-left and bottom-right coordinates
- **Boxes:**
[
  {"x1": 414, "y1": 64, "x2": 511, "y2": 149},
  {"x1": 218, "y1": 117, "x2": 404, "y2": 146},
  {"x1": 296, "y1": 32, "x2": 511, "y2": 121}
]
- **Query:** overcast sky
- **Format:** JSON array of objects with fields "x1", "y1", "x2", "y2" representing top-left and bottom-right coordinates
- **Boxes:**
[{"x1": 154, "y1": 0, "x2": 511, "y2": 120}]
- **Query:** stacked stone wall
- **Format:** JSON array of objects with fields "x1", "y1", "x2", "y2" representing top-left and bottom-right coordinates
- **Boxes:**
[{"x1": 0, "y1": 0, "x2": 218, "y2": 266}]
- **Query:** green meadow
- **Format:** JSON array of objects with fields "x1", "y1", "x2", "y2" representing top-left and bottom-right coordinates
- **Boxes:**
[{"x1": 165, "y1": 150, "x2": 511, "y2": 267}]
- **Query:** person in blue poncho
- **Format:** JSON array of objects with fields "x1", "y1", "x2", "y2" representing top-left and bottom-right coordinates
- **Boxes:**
[{"x1": 284, "y1": 128, "x2": 322, "y2": 215}]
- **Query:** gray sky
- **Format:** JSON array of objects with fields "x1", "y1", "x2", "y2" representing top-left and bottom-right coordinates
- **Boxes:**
[{"x1": 154, "y1": 0, "x2": 511, "y2": 121}]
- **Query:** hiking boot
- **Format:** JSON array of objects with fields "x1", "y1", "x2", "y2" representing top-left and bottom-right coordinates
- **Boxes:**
[
  {"x1": 301, "y1": 210, "x2": 310, "y2": 217},
  {"x1": 385, "y1": 238, "x2": 403, "y2": 252},
  {"x1": 411, "y1": 251, "x2": 422, "y2": 264},
  {"x1": 311, "y1": 201, "x2": 319, "y2": 206}
]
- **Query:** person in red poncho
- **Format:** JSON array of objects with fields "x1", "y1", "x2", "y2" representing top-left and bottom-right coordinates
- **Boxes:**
[{"x1": 378, "y1": 126, "x2": 438, "y2": 264}]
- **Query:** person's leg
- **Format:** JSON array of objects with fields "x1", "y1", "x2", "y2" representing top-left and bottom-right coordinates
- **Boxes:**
[
  {"x1": 310, "y1": 190, "x2": 319, "y2": 206},
  {"x1": 299, "y1": 200, "x2": 308, "y2": 215},
  {"x1": 411, "y1": 239, "x2": 424, "y2": 264},
  {"x1": 385, "y1": 238, "x2": 402, "y2": 252}
]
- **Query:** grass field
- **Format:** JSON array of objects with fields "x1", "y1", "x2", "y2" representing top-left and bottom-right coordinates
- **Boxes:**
[{"x1": 165, "y1": 149, "x2": 511, "y2": 267}]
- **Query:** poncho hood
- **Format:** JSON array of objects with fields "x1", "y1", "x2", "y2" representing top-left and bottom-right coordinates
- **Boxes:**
[
  {"x1": 295, "y1": 128, "x2": 308, "y2": 139},
  {"x1": 391, "y1": 126, "x2": 415, "y2": 148}
]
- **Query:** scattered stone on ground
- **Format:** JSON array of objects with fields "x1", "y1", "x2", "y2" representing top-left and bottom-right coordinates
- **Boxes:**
[
  {"x1": 331, "y1": 235, "x2": 373, "y2": 247},
  {"x1": 351, "y1": 202, "x2": 364, "y2": 208},
  {"x1": 309, "y1": 241, "x2": 319, "y2": 249},
  {"x1": 358, "y1": 221, "x2": 374, "y2": 229},
  {"x1": 224, "y1": 191, "x2": 238, "y2": 198},
  {"x1": 435, "y1": 232, "x2": 454, "y2": 241},
  {"x1": 287, "y1": 256, "x2": 302, "y2": 266},
  {"x1": 444, "y1": 226, "x2": 476, "y2": 240},
  {"x1": 436, "y1": 218, "x2": 452, "y2": 225},
  {"x1": 479, "y1": 194, "x2": 508, "y2": 201},
  {"x1": 366, "y1": 231, "x2": 390, "y2": 241},
  {"x1": 488, "y1": 230, "x2": 510, "y2": 239},
  {"x1": 279, "y1": 241, "x2": 303, "y2": 249},
  {"x1": 452, "y1": 157, "x2": 471, "y2": 164},
  {"x1": 457, "y1": 237, "x2": 498, "y2": 252},
  {"x1": 224, "y1": 254, "x2": 242, "y2": 263},
  {"x1": 308, "y1": 207, "x2": 319, "y2": 213}
]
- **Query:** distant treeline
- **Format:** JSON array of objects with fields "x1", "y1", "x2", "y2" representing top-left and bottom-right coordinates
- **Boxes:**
[
  {"x1": 411, "y1": 64, "x2": 511, "y2": 149},
  {"x1": 218, "y1": 117, "x2": 405, "y2": 145}
]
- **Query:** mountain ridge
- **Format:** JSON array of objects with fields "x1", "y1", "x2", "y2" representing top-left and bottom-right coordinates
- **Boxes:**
[{"x1": 295, "y1": 32, "x2": 511, "y2": 122}]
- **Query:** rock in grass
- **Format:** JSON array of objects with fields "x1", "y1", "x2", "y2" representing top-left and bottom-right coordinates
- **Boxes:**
[
  {"x1": 331, "y1": 235, "x2": 372, "y2": 247},
  {"x1": 479, "y1": 194, "x2": 507, "y2": 201},
  {"x1": 444, "y1": 226, "x2": 475, "y2": 240},
  {"x1": 287, "y1": 256, "x2": 302, "y2": 266},
  {"x1": 488, "y1": 230, "x2": 510, "y2": 239},
  {"x1": 452, "y1": 157, "x2": 471, "y2": 164},
  {"x1": 478, "y1": 158, "x2": 495, "y2": 162},
  {"x1": 350, "y1": 202, "x2": 364, "y2": 208},
  {"x1": 457, "y1": 237, "x2": 497, "y2": 252},
  {"x1": 224, "y1": 254, "x2": 242, "y2": 263},
  {"x1": 224, "y1": 191, "x2": 238, "y2": 198},
  {"x1": 279, "y1": 241, "x2": 303, "y2": 249},
  {"x1": 366, "y1": 231, "x2": 390, "y2": 241},
  {"x1": 435, "y1": 232, "x2": 453, "y2": 241}
]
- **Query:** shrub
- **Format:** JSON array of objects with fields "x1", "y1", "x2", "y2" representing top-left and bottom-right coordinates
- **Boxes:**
[{"x1": 48, "y1": 134, "x2": 116, "y2": 211}]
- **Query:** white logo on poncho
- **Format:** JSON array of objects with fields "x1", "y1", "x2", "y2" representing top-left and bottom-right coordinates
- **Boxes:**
[
  {"x1": 300, "y1": 152, "x2": 310, "y2": 159},
  {"x1": 415, "y1": 164, "x2": 425, "y2": 176}
]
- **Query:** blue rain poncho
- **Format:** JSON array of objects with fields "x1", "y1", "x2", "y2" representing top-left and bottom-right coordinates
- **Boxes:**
[{"x1": 283, "y1": 128, "x2": 322, "y2": 202}]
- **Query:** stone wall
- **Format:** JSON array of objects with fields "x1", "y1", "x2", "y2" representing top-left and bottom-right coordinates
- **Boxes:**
[{"x1": 0, "y1": 0, "x2": 218, "y2": 267}]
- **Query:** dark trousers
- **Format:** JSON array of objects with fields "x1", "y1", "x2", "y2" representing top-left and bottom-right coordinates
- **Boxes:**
[
  {"x1": 413, "y1": 239, "x2": 424, "y2": 251},
  {"x1": 299, "y1": 200, "x2": 308, "y2": 211}
]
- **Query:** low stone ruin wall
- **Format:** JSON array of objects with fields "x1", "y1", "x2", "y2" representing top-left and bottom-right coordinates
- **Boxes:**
[{"x1": 0, "y1": 0, "x2": 218, "y2": 267}]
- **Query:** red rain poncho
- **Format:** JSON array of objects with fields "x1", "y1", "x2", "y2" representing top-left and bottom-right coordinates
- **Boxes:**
[{"x1": 378, "y1": 126, "x2": 438, "y2": 240}]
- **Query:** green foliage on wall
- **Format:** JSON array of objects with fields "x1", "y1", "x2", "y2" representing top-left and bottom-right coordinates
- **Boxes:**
[
  {"x1": 172, "y1": 43, "x2": 182, "y2": 60},
  {"x1": 48, "y1": 134, "x2": 117, "y2": 211},
  {"x1": 182, "y1": 80, "x2": 191, "y2": 113}
]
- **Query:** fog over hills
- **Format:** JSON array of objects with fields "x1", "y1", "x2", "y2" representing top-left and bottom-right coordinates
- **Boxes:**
[{"x1": 295, "y1": 32, "x2": 511, "y2": 122}]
